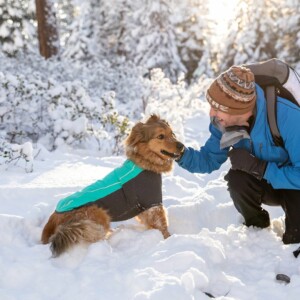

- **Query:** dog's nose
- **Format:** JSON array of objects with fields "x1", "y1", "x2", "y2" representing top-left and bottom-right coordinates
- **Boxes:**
[{"x1": 176, "y1": 142, "x2": 184, "y2": 151}]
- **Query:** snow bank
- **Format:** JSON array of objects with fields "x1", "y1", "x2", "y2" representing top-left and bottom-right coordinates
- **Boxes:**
[{"x1": 1, "y1": 146, "x2": 299, "y2": 300}]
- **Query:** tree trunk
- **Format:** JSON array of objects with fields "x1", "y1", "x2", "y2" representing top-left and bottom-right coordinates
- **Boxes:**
[{"x1": 35, "y1": 0, "x2": 59, "y2": 58}]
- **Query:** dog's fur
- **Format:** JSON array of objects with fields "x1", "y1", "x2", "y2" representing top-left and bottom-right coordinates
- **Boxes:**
[{"x1": 41, "y1": 115, "x2": 184, "y2": 256}]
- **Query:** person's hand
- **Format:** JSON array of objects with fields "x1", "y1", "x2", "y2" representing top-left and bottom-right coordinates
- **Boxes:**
[{"x1": 228, "y1": 148, "x2": 267, "y2": 180}]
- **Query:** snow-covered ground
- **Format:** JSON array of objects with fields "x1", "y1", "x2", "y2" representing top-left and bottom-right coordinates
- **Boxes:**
[{"x1": 1, "y1": 113, "x2": 300, "y2": 300}]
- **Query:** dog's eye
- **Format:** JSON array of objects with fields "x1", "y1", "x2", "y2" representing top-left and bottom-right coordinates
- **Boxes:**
[{"x1": 157, "y1": 134, "x2": 165, "y2": 140}]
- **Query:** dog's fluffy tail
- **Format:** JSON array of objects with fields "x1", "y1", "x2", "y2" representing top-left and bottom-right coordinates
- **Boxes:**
[{"x1": 49, "y1": 219, "x2": 106, "y2": 257}]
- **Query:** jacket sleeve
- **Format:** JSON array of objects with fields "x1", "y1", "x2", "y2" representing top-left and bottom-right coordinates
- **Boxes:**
[
  {"x1": 177, "y1": 123, "x2": 228, "y2": 173},
  {"x1": 263, "y1": 102, "x2": 300, "y2": 189}
]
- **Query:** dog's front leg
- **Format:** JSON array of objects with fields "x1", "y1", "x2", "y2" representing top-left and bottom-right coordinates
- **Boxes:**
[{"x1": 136, "y1": 205, "x2": 170, "y2": 239}]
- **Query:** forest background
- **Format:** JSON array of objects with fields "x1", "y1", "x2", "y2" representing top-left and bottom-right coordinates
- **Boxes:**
[{"x1": 0, "y1": 0, "x2": 299, "y2": 162}]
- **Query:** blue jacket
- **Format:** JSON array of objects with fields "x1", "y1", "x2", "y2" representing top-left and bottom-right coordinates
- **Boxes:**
[{"x1": 178, "y1": 85, "x2": 300, "y2": 190}]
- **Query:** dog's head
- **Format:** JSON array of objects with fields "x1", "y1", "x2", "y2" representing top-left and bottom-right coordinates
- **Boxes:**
[{"x1": 125, "y1": 114, "x2": 184, "y2": 173}]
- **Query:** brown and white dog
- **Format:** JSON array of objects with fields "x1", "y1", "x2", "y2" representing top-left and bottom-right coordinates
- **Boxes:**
[{"x1": 41, "y1": 115, "x2": 184, "y2": 256}]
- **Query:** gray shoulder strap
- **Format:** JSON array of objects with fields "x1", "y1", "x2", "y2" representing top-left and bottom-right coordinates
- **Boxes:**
[{"x1": 265, "y1": 86, "x2": 283, "y2": 147}]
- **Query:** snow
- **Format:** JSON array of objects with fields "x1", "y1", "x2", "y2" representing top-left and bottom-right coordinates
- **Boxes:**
[{"x1": 1, "y1": 112, "x2": 300, "y2": 300}]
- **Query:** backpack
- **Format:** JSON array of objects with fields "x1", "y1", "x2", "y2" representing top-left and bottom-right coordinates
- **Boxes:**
[{"x1": 244, "y1": 58, "x2": 300, "y2": 147}]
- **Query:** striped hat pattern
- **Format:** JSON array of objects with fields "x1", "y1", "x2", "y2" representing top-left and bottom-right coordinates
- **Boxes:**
[{"x1": 206, "y1": 66, "x2": 256, "y2": 115}]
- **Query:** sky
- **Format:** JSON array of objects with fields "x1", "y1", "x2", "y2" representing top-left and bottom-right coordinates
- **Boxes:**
[{"x1": 1, "y1": 104, "x2": 300, "y2": 300}]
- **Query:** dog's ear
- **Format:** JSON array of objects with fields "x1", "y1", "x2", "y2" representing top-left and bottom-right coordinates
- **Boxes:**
[
  {"x1": 146, "y1": 114, "x2": 160, "y2": 124},
  {"x1": 146, "y1": 114, "x2": 169, "y2": 127},
  {"x1": 125, "y1": 122, "x2": 146, "y2": 147}
]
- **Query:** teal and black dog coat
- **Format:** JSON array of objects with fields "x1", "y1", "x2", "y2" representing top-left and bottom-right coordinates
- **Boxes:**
[{"x1": 56, "y1": 160, "x2": 163, "y2": 221}]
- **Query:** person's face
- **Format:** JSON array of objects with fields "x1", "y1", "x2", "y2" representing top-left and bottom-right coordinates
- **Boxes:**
[{"x1": 209, "y1": 107, "x2": 252, "y2": 127}]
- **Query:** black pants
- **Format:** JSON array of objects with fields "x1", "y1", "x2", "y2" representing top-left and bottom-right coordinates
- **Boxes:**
[{"x1": 225, "y1": 169, "x2": 300, "y2": 244}]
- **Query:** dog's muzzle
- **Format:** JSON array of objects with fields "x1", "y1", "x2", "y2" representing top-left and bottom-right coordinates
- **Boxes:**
[{"x1": 161, "y1": 142, "x2": 184, "y2": 159}]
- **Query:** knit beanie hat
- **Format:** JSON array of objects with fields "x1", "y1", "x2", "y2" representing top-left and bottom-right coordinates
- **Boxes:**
[{"x1": 206, "y1": 66, "x2": 256, "y2": 115}]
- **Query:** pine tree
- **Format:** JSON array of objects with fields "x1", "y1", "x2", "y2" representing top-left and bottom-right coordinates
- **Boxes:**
[
  {"x1": 56, "y1": 0, "x2": 76, "y2": 47},
  {"x1": 217, "y1": 0, "x2": 281, "y2": 71},
  {"x1": 0, "y1": 0, "x2": 36, "y2": 56},
  {"x1": 122, "y1": 0, "x2": 185, "y2": 82},
  {"x1": 275, "y1": 0, "x2": 300, "y2": 65},
  {"x1": 62, "y1": 0, "x2": 114, "y2": 60},
  {"x1": 172, "y1": 0, "x2": 213, "y2": 81},
  {"x1": 96, "y1": 0, "x2": 131, "y2": 60},
  {"x1": 36, "y1": 0, "x2": 59, "y2": 58}
]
